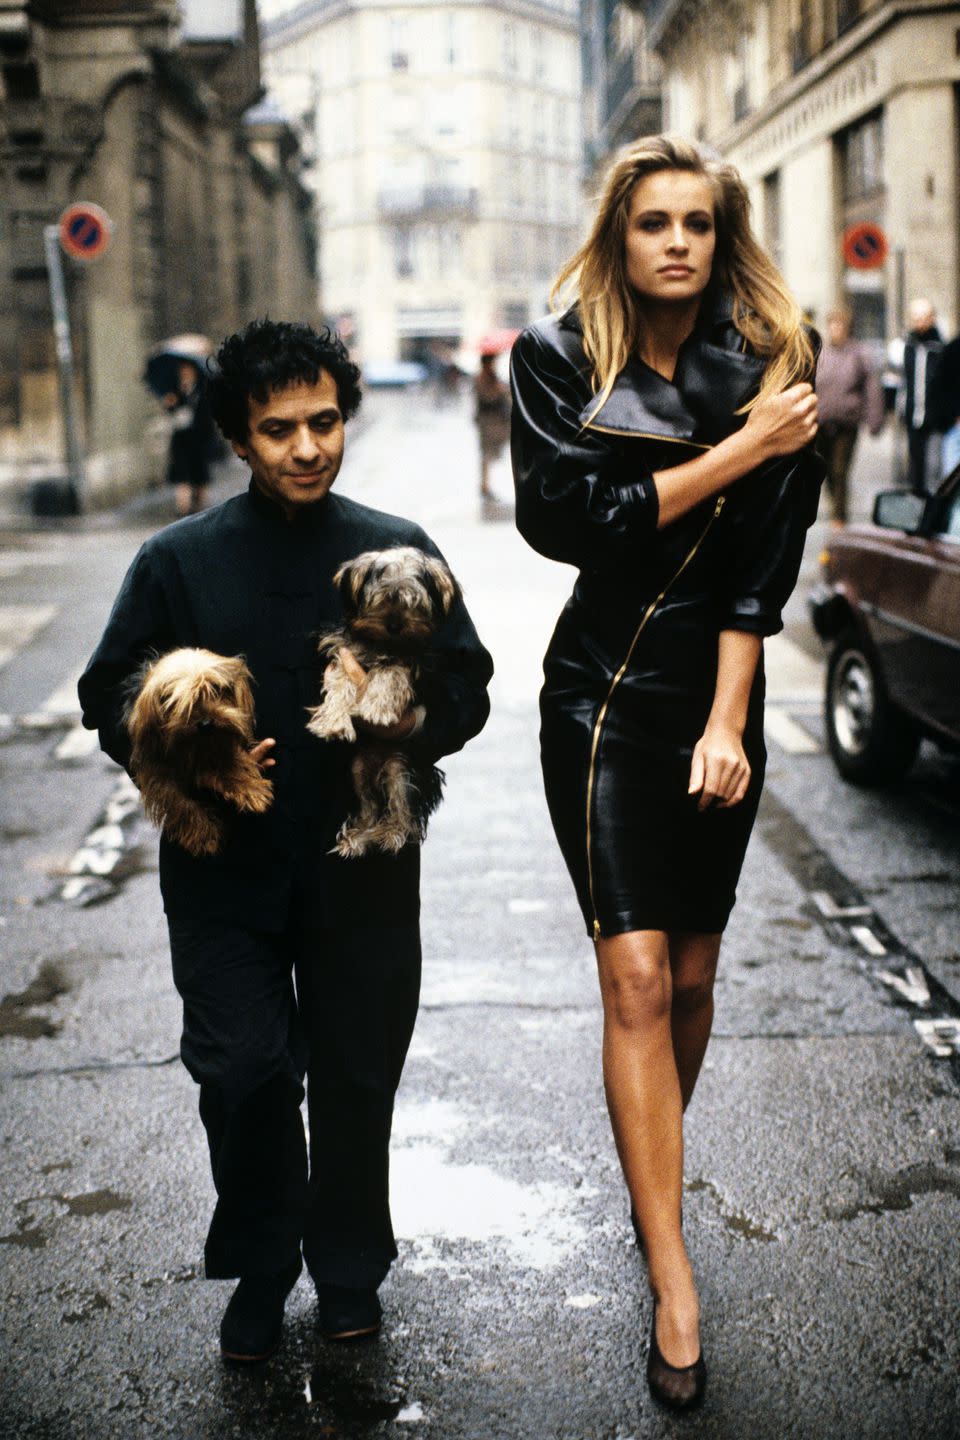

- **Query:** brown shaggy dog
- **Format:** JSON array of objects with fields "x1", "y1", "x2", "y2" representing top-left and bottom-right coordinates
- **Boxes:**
[
  {"x1": 307, "y1": 546, "x2": 460, "y2": 857},
  {"x1": 126, "y1": 648, "x2": 273, "y2": 856}
]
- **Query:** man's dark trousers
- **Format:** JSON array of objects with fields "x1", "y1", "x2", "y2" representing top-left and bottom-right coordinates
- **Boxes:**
[{"x1": 168, "y1": 894, "x2": 421, "y2": 1288}]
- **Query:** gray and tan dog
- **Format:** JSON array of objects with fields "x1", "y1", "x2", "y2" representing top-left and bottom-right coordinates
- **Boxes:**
[
  {"x1": 126, "y1": 648, "x2": 273, "y2": 857},
  {"x1": 307, "y1": 545, "x2": 461, "y2": 857}
]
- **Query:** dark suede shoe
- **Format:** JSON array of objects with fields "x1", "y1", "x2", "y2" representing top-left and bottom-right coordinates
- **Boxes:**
[
  {"x1": 314, "y1": 1282, "x2": 382, "y2": 1341},
  {"x1": 219, "y1": 1256, "x2": 302, "y2": 1364}
]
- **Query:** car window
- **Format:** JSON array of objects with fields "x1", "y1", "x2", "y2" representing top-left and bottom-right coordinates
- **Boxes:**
[{"x1": 941, "y1": 493, "x2": 960, "y2": 544}]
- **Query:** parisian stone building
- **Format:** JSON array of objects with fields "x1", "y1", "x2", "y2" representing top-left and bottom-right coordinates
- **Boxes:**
[
  {"x1": 263, "y1": 0, "x2": 583, "y2": 364},
  {"x1": 639, "y1": 0, "x2": 960, "y2": 343},
  {"x1": 581, "y1": 0, "x2": 661, "y2": 179},
  {"x1": 0, "y1": 0, "x2": 318, "y2": 508}
]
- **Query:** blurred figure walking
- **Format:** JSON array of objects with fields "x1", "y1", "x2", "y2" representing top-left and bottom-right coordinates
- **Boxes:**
[
  {"x1": 900, "y1": 299, "x2": 944, "y2": 494},
  {"x1": 473, "y1": 351, "x2": 511, "y2": 498},
  {"x1": 164, "y1": 358, "x2": 216, "y2": 517},
  {"x1": 932, "y1": 328, "x2": 960, "y2": 480},
  {"x1": 815, "y1": 306, "x2": 884, "y2": 524}
]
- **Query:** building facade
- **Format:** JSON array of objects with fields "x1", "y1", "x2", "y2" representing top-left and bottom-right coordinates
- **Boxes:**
[
  {"x1": 581, "y1": 0, "x2": 661, "y2": 179},
  {"x1": 264, "y1": 0, "x2": 583, "y2": 363},
  {"x1": 0, "y1": 0, "x2": 318, "y2": 507},
  {"x1": 641, "y1": 0, "x2": 960, "y2": 341}
]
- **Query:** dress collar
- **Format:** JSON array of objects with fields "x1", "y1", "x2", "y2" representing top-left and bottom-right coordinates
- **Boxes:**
[{"x1": 562, "y1": 294, "x2": 766, "y2": 442}]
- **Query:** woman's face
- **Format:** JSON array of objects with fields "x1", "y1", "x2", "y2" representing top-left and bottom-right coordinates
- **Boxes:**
[{"x1": 623, "y1": 170, "x2": 716, "y2": 305}]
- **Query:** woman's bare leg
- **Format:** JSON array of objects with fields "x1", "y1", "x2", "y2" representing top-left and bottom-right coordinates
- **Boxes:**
[
  {"x1": 668, "y1": 931, "x2": 722, "y2": 1111},
  {"x1": 596, "y1": 930, "x2": 700, "y2": 1366}
]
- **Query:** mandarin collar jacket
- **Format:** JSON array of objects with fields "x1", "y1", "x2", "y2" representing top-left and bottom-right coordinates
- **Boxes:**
[{"x1": 78, "y1": 480, "x2": 493, "y2": 931}]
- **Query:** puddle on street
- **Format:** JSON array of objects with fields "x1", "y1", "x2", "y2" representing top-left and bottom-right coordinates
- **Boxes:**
[
  {"x1": 219, "y1": 1345, "x2": 410, "y2": 1432},
  {"x1": 61, "y1": 1188, "x2": 131, "y2": 1217},
  {"x1": 390, "y1": 1096, "x2": 589, "y2": 1270},
  {"x1": 0, "y1": 959, "x2": 70, "y2": 1038}
]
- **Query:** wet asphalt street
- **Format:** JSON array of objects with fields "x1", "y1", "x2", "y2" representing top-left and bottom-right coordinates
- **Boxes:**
[{"x1": 1, "y1": 390, "x2": 958, "y2": 1439}]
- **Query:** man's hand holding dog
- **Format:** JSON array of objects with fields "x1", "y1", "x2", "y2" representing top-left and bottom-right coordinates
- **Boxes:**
[
  {"x1": 339, "y1": 647, "x2": 418, "y2": 742},
  {"x1": 250, "y1": 738, "x2": 277, "y2": 768}
]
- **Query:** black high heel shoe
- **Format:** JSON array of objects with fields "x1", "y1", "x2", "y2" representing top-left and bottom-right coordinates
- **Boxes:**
[{"x1": 646, "y1": 1303, "x2": 706, "y2": 1412}]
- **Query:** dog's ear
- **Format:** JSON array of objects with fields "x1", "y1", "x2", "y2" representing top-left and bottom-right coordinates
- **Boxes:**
[
  {"x1": 422, "y1": 554, "x2": 462, "y2": 616},
  {"x1": 333, "y1": 552, "x2": 378, "y2": 613}
]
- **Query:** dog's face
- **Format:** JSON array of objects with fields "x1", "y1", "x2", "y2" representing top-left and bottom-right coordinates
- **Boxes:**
[
  {"x1": 332, "y1": 547, "x2": 461, "y2": 651},
  {"x1": 128, "y1": 649, "x2": 256, "y2": 751}
]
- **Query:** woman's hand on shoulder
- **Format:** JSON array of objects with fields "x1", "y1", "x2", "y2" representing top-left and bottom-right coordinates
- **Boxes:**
[
  {"x1": 688, "y1": 722, "x2": 751, "y2": 811},
  {"x1": 743, "y1": 383, "x2": 818, "y2": 462}
]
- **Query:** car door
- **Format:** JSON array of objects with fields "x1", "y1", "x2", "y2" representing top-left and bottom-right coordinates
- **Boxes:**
[
  {"x1": 871, "y1": 480, "x2": 960, "y2": 742},
  {"x1": 916, "y1": 484, "x2": 960, "y2": 740}
]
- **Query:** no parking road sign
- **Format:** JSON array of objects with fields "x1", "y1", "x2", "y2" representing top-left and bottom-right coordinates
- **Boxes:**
[
  {"x1": 842, "y1": 222, "x2": 887, "y2": 270},
  {"x1": 58, "y1": 202, "x2": 113, "y2": 261}
]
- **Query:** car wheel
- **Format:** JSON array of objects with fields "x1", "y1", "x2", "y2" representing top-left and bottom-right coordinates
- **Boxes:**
[{"x1": 825, "y1": 630, "x2": 919, "y2": 784}]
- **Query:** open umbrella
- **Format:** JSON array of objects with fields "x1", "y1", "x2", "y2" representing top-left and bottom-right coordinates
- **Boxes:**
[
  {"x1": 475, "y1": 328, "x2": 520, "y2": 356},
  {"x1": 143, "y1": 333, "x2": 213, "y2": 399}
]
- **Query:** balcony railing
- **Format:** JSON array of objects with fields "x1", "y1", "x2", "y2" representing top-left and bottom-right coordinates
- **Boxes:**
[
  {"x1": 837, "y1": 0, "x2": 861, "y2": 35},
  {"x1": 377, "y1": 184, "x2": 479, "y2": 221},
  {"x1": 643, "y1": 0, "x2": 686, "y2": 49}
]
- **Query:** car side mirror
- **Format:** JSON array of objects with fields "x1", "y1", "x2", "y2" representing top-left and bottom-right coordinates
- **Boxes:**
[{"x1": 872, "y1": 490, "x2": 929, "y2": 534}]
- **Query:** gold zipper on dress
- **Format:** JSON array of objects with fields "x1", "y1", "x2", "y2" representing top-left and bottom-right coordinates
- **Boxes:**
[
  {"x1": 585, "y1": 494, "x2": 727, "y2": 941},
  {"x1": 582, "y1": 423, "x2": 711, "y2": 451}
]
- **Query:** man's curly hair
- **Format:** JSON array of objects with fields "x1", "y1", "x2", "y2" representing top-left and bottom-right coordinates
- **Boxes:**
[{"x1": 207, "y1": 318, "x2": 362, "y2": 442}]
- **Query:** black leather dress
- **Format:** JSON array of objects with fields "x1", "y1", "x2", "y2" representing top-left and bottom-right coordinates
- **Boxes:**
[{"x1": 510, "y1": 297, "x2": 823, "y2": 939}]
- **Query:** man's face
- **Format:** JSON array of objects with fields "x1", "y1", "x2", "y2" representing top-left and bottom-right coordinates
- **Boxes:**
[{"x1": 233, "y1": 372, "x2": 345, "y2": 514}]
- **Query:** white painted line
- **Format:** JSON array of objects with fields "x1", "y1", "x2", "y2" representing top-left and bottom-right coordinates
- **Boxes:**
[
  {"x1": 68, "y1": 846, "x2": 122, "y2": 877},
  {"x1": 39, "y1": 669, "x2": 83, "y2": 717},
  {"x1": 764, "y1": 633, "x2": 824, "y2": 703},
  {"x1": 877, "y1": 967, "x2": 931, "y2": 1007},
  {"x1": 764, "y1": 706, "x2": 820, "y2": 755},
  {"x1": 914, "y1": 1018, "x2": 960, "y2": 1058},
  {"x1": 851, "y1": 925, "x2": 887, "y2": 957},
  {"x1": 508, "y1": 898, "x2": 548, "y2": 915},
  {"x1": 566, "y1": 1294, "x2": 602, "y2": 1309},
  {"x1": 811, "y1": 890, "x2": 872, "y2": 920},
  {"x1": 54, "y1": 724, "x2": 99, "y2": 761},
  {"x1": 397, "y1": 1404, "x2": 425, "y2": 1423},
  {"x1": 0, "y1": 604, "x2": 57, "y2": 671}
]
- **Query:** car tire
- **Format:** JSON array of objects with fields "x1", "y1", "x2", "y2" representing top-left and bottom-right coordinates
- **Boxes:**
[{"x1": 825, "y1": 629, "x2": 919, "y2": 784}]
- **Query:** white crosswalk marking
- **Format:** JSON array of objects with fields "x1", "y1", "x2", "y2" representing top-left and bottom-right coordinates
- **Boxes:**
[
  {"x1": 0, "y1": 604, "x2": 58, "y2": 670},
  {"x1": 764, "y1": 705, "x2": 821, "y2": 755}
]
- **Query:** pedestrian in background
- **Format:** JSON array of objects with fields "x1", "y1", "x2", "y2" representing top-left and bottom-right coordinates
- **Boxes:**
[
  {"x1": 163, "y1": 358, "x2": 216, "y2": 517},
  {"x1": 473, "y1": 350, "x2": 511, "y2": 498},
  {"x1": 932, "y1": 327, "x2": 960, "y2": 480},
  {"x1": 900, "y1": 298, "x2": 944, "y2": 494},
  {"x1": 815, "y1": 306, "x2": 884, "y2": 525},
  {"x1": 511, "y1": 134, "x2": 821, "y2": 1413}
]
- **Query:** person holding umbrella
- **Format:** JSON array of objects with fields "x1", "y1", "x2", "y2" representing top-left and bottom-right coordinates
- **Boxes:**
[{"x1": 144, "y1": 337, "x2": 217, "y2": 517}]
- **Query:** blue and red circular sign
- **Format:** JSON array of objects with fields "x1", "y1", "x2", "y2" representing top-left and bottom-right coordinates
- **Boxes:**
[
  {"x1": 58, "y1": 202, "x2": 113, "y2": 261},
  {"x1": 842, "y1": 222, "x2": 887, "y2": 271}
]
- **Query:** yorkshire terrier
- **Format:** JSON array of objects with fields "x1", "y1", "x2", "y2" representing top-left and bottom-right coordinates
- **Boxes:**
[
  {"x1": 126, "y1": 648, "x2": 273, "y2": 857},
  {"x1": 307, "y1": 545, "x2": 461, "y2": 857}
]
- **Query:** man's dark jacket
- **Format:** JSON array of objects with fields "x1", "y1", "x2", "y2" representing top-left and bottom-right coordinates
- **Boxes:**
[{"x1": 78, "y1": 481, "x2": 493, "y2": 931}]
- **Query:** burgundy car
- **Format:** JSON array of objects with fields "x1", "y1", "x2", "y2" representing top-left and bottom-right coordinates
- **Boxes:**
[{"x1": 809, "y1": 469, "x2": 960, "y2": 783}]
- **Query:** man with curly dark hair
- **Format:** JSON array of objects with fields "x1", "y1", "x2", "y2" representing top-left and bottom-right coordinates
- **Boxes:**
[{"x1": 78, "y1": 319, "x2": 493, "y2": 1364}]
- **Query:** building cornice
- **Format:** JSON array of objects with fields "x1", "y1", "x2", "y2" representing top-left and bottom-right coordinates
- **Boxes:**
[
  {"x1": 714, "y1": 0, "x2": 956, "y2": 154},
  {"x1": 265, "y1": 0, "x2": 577, "y2": 48}
]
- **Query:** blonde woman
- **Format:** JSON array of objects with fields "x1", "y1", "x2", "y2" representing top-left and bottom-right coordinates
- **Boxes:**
[{"x1": 510, "y1": 136, "x2": 822, "y2": 1411}]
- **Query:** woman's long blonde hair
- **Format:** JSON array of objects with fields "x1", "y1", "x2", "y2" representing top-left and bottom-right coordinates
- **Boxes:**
[{"x1": 552, "y1": 134, "x2": 814, "y2": 415}]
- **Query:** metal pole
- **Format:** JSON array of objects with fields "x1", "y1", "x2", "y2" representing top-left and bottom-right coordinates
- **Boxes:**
[{"x1": 43, "y1": 223, "x2": 84, "y2": 511}]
